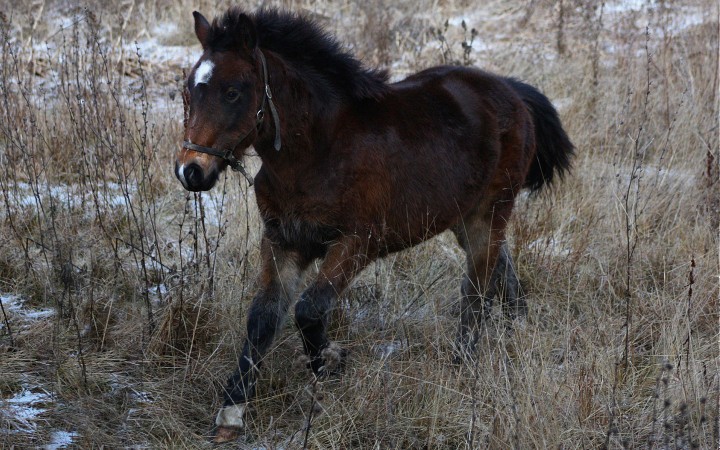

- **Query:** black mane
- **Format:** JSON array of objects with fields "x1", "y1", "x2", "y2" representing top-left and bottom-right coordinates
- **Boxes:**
[{"x1": 206, "y1": 7, "x2": 390, "y2": 101}]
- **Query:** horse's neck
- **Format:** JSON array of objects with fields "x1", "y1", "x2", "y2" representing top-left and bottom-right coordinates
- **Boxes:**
[{"x1": 254, "y1": 53, "x2": 339, "y2": 183}]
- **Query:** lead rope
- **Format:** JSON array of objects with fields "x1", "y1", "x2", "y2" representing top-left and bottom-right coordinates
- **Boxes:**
[{"x1": 228, "y1": 156, "x2": 255, "y2": 185}]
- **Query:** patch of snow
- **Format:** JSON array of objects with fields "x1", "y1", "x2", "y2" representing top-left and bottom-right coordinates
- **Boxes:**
[
  {"x1": 20, "y1": 309, "x2": 55, "y2": 320},
  {"x1": 528, "y1": 237, "x2": 572, "y2": 258},
  {"x1": 447, "y1": 9, "x2": 497, "y2": 30},
  {"x1": 1, "y1": 387, "x2": 52, "y2": 433},
  {"x1": 5, "y1": 389, "x2": 49, "y2": 419},
  {"x1": 148, "y1": 283, "x2": 168, "y2": 297},
  {"x1": 197, "y1": 188, "x2": 232, "y2": 226},
  {"x1": 151, "y1": 22, "x2": 180, "y2": 36},
  {"x1": 604, "y1": 1, "x2": 708, "y2": 35},
  {"x1": 552, "y1": 97, "x2": 573, "y2": 111},
  {"x1": 108, "y1": 375, "x2": 154, "y2": 404},
  {"x1": 45, "y1": 430, "x2": 79, "y2": 450},
  {"x1": 130, "y1": 37, "x2": 200, "y2": 68},
  {"x1": 669, "y1": 11, "x2": 705, "y2": 33},
  {"x1": 130, "y1": 389, "x2": 153, "y2": 404},
  {"x1": 604, "y1": 0, "x2": 656, "y2": 14},
  {"x1": 373, "y1": 340, "x2": 405, "y2": 358},
  {"x1": 0, "y1": 181, "x2": 135, "y2": 218},
  {"x1": 0, "y1": 294, "x2": 55, "y2": 327},
  {"x1": 49, "y1": 14, "x2": 86, "y2": 32}
]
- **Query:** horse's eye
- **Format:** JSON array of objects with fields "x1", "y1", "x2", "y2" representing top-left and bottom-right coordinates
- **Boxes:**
[{"x1": 226, "y1": 88, "x2": 240, "y2": 103}]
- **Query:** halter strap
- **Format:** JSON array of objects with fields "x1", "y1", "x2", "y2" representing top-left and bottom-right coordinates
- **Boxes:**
[
  {"x1": 182, "y1": 141, "x2": 254, "y2": 185},
  {"x1": 258, "y1": 50, "x2": 281, "y2": 152},
  {"x1": 182, "y1": 48, "x2": 281, "y2": 185}
]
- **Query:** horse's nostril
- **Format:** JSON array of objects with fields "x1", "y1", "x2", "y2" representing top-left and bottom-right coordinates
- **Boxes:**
[{"x1": 184, "y1": 163, "x2": 204, "y2": 188}]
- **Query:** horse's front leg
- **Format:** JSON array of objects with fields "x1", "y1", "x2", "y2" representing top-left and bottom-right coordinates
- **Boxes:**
[
  {"x1": 214, "y1": 237, "x2": 307, "y2": 442},
  {"x1": 295, "y1": 234, "x2": 372, "y2": 375}
]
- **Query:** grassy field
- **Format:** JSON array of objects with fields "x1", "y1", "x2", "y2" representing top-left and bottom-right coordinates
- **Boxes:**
[{"x1": 0, "y1": 0, "x2": 718, "y2": 448}]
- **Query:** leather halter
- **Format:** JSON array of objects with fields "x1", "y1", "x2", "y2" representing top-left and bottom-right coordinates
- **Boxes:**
[{"x1": 182, "y1": 50, "x2": 281, "y2": 186}]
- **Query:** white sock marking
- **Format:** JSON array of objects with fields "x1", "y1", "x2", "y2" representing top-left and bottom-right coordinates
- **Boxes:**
[{"x1": 216, "y1": 404, "x2": 246, "y2": 428}]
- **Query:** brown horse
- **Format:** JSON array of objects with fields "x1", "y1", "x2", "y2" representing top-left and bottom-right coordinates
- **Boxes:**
[{"x1": 175, "y1": 7, "x2": 573, "y2": 442}]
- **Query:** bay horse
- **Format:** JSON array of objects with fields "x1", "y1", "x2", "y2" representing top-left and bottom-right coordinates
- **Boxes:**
[{"x1": 175, "y1": 7, "x2": 573, "y2": 442}]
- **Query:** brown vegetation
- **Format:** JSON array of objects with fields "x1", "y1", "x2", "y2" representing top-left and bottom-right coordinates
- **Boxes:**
[{"x1": 0, "y1": 0, "x2": 717, "y2": 448}]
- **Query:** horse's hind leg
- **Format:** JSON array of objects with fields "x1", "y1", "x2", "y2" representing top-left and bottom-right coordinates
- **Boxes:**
[
  {"x1": 452, "y1": 214, "x2": 497, "y2": 357},
  {"x1": 493, "y1": 241, "x2": 526, "y2": 320},
  {"x1": 452, "y1": 201, "x2": 515, "y2": 358}
]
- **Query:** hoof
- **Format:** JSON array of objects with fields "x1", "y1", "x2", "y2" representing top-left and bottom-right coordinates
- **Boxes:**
[
  {"x1": 213, "y1": 426, "x2": 240, "y2": 443},
  {"x1": 452, "y1": 338, "x2": 477, "y2": 366},
  {"x1": 213, "y1": 403, "x2": 246, "y2": 443},
  {"x1": 310, "y1": 342, "x2": 348, "y2": 376},
  {"x1": 502, "y1": 299, "x2": 528, "y2": 323},
  {"x1": 294, "y1": 353, "x2": 312, "y2": 371},
  {"x1": 320, "y1": 342, "x2": 344, "y2": 372},
  {"x1": 452, "y1": 352, "x2": 474, "y2": 366}
]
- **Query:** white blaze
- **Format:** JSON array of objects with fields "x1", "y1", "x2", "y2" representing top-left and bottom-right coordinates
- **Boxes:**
[{"x1": 195, "y1": 60, "x2": 214, "y2": 86}]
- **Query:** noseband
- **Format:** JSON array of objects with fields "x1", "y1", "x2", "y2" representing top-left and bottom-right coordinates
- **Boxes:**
[{"x1": 182, "y1": 50, "x2": 281, "y2": 186}]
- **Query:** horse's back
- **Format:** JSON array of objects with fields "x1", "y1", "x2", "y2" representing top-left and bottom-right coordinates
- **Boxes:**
[
  {"x1": 386, "y1": 65, "x2": 532, "y2": 155},
  {"x1": 393, "y1": 65, "x2": 525, "y2": 112},
  {"x1": 332, "y1": 65, "x2": 535, "y2": 249}
]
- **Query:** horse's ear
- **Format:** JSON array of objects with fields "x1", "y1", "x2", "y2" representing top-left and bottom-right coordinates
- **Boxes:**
[
  {"x1": 234, "y1": 13, "x2": 257, "y2": 53},
  {"x1": 193, "y1": 11, "x2": 211, "y2": 49}
]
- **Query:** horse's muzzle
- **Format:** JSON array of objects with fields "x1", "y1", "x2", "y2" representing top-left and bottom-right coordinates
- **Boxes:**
[{"x1": 175, "y1": 161, "x2": 218, "y2": 192}]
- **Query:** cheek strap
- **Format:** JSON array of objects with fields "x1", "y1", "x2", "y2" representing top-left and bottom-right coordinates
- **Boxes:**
[{"x1": 258, "y1": 50, "x2": 281, "y2": 152}]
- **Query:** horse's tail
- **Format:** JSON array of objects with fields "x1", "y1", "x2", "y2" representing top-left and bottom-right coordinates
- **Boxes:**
[{"x1": 507, "y1": 78, "x2": 575, "y2": 192}]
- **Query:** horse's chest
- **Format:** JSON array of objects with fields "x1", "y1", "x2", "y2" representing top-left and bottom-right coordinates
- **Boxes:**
[
  {"x1": 256, "y1": 191, "x2": 339, "y2": 257},
  {"x1": 262, "y1": 215, "x2": 340, "y2": 260},
  {"x1": 254, "y1": 169, "x2": 347, "y2": 258}
]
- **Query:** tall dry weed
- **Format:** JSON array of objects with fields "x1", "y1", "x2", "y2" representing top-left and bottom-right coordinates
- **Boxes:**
[{"x1": 0, "y1": 0, "x2": 717, "y2": 448}]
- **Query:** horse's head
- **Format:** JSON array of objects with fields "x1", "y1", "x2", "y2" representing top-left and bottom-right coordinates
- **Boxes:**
[{"x1": 176, "y1": 11, "x2": 264, "y2": 191}]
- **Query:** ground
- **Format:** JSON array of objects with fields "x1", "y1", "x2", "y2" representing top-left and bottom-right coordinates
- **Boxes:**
[{"x1": 0, "y1": 0, "x2": 718, "y2": 448}]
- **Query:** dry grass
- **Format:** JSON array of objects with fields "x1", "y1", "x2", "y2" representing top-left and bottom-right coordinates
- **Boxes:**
[{"x1": 0, "y1": 0, "x2": 718, "y2": 448}]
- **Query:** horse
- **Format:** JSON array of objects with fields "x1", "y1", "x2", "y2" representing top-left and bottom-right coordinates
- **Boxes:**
[{"x1": 174, "y1": 7, "x2": 574, "y2": 442}]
